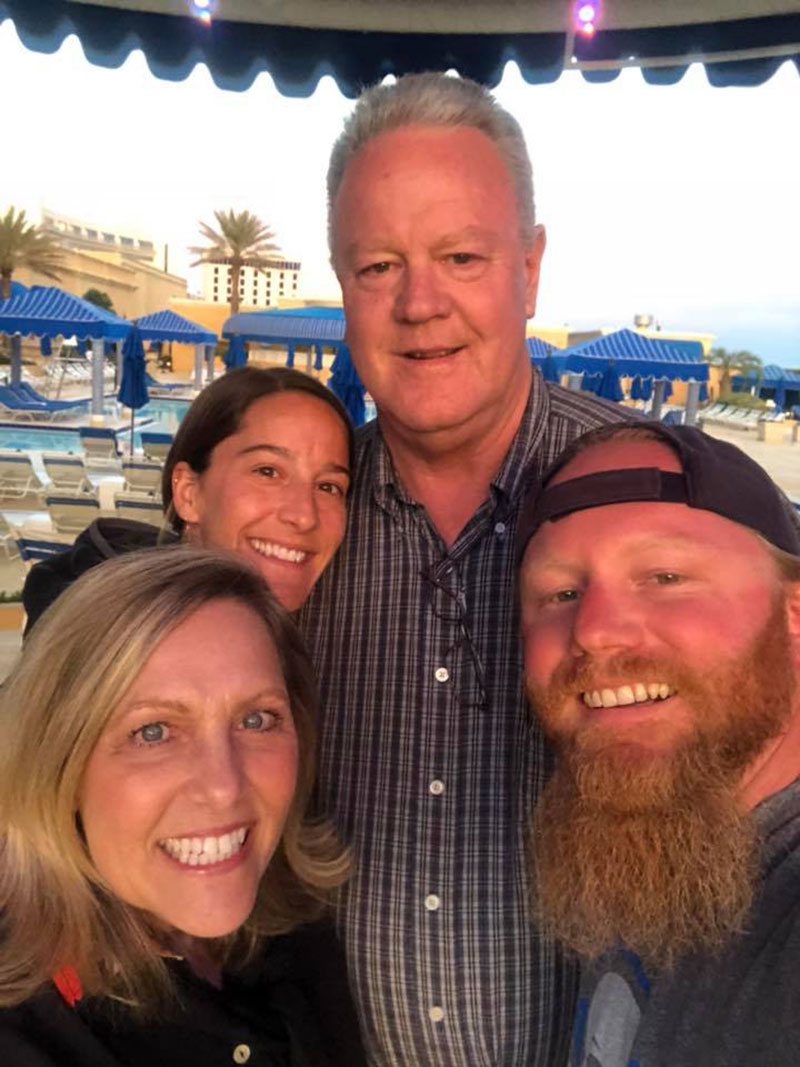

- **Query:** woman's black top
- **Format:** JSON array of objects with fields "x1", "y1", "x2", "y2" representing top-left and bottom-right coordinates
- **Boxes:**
[{"x1": 0, "y1": 923, "x2": 365, "y2": 1066}]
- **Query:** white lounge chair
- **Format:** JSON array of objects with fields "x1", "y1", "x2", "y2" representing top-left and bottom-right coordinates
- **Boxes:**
[
  {"x1": 80, "y1": 427, "x2": 121, "y2": 468},
  {"x1": 112, "y1": 492, "x2": 164, "y2": 525},
  {"x1": 0, "y1": 513, "x2": 20, "y2": 560},
  {"x1": 140, "y1": 431, "x2": 173, "y2": 464},
  {"x1": 15, "y1": 527, "x2": 74, "y2": 568},
  {"x1": 122, "y1": 460, "x2": 163, "y2": 498},
  {"x1": 46, "y1": 494, "x2": 101, "y2": 535},
  {"x1": 0, "y1": 452, "x2": 46, "y2": 502},
  {"x1": 42, "y1": 452, "x2": 95, "y2": 495}
]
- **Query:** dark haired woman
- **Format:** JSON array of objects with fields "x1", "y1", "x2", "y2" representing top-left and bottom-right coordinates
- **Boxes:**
[{"x1": 23, "y1": 367, "x2": 354, "y2": 628}]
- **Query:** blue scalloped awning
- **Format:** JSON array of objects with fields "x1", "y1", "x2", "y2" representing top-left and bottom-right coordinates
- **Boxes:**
[
  {"x1": 564, "y1": 329, "x2": 709, "y2": 382},
  {"x1": 134, "y1": 308, "x2": 217, "y2": 345},
  {"x1": 224, "y1": 307, "x2": 346, "y2": 345},
  {"x1": 734, "y1": 363, "x2": 800, "y2": 389},
  {"x1": 0, "y1": 284, "x2": 131, "y2": 340},
  {"x1": 0, "y1": 0, "x2": 797, "y2": 96}
]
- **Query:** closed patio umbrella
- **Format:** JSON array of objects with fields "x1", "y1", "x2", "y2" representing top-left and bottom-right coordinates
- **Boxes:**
[
  {"x1": 39, "y1": 336, "x2": 52, "y2": 356},
  {"x1": 118, "y1": 326, "x2": 149, "y2": 457},
  {"x1": 597, "y1": 361, "x2": 624, "y2": 402},
  {"x1": 329, "y1": 345, "x2": 366, "y2": 427},
  {"x1": 640, "y1": 377, "x2": 653, "y2": 402},
  {"x1": 539, "y1": 353, "x2": 561, "y2": 384},
  {"x1": 224, "y1": 334, "x2": 247, "y2": 371},
  {"x1": 630, "y1": 376, "x2": 642, "y2": 400}
]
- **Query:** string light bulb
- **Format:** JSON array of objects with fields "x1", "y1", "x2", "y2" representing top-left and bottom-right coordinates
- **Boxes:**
[
  {"x1": 190, "y1": 0, "x2": 215, "y2": 24},
  {"x1": 574, "y1": 1, "x2": 601, "y2": 37}
]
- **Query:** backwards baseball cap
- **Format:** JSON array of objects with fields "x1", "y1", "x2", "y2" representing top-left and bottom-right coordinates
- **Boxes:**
[{"x1": 517, "y1": 422, "x2": 800, "y2": 561}]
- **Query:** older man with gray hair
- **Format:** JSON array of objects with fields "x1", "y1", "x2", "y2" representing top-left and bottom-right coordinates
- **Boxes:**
[{"x1": 301, "y1": 72, "x2": 630, "y2": 1066}]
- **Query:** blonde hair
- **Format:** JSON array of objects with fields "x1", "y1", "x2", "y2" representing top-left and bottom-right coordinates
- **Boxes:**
[{"x1": 0, "y1": 548, "x2": 349, "y2": 1010}]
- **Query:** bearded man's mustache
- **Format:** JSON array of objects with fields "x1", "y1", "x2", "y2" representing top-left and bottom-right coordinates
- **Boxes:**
[{"x1": 527, "y1": 594, "x2": 795, "y2": 970}]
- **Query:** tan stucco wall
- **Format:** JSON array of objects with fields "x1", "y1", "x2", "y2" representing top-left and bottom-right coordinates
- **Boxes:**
[{"x1": 16, "y1": 249, "x2": 187, "y2": 320}]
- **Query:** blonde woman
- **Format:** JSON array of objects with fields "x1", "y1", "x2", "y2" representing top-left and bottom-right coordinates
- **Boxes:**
[{"x1": 0, "y1": 548, "x2": 364, "y2": 1066}]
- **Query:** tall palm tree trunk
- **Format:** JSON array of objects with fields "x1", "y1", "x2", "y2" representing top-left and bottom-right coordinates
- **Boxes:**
[{"x1": 230, "y1": 261, "x2": 241, "y2": 316}]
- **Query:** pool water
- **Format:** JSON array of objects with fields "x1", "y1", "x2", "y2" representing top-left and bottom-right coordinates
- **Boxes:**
[{"x1": 0, "y1": 398, "x2": 190, "y2": 454}]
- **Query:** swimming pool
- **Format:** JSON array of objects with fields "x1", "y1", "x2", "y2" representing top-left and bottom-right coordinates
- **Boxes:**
[{"x1": 0, "y1": 398, "x2": 190, "y2": 454}]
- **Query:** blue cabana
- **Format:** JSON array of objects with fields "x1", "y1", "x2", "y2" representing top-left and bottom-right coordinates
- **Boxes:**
[
  {"x1": 564, "y1": 329, "x2": 709, "y2": 383},
  {"x1": 134, "y1": 309, "x2": 217, "y2": 346},
  {"x1": 733, "y1": 364, "x2": 800, "y2": 410},
  {"x1": 224, "y1": 306, "x2": 346, "y2": 347},
  {"x1": 224, "y1": 306, "x2": 350, "y2": 390},
  {"x1": 134, "y1": 309, "x2": 217, "y2": 390},
  {"x1": 0, "y1": 284, "x2": 130, "y2": 414}
]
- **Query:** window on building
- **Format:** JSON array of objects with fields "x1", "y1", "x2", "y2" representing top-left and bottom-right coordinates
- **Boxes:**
[
  {"x1": 120, "y1": 236, "x2": 134, "y2": 247},
  {"x1": 103, "y1": 233, "x2": 115, "y2": 243},
  {"x1": 86, "y1": 229, "x2": 98, "y2": 239}
]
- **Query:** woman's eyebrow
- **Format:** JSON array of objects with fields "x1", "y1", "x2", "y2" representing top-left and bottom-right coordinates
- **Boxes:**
[{"x1": 238, "y1": 443, "x2": 291, "y2": 458}]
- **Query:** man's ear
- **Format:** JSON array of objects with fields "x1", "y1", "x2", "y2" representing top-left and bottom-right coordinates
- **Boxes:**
[
  {"x1": 523, "y1": 225, "x2": 547, "y2": 319},
  {"x1": 170, "y1": 461, "x2": 202, "y2": 527},
  {"x1": 785, "y1": 581, "x2": 800, "y2": 667}
]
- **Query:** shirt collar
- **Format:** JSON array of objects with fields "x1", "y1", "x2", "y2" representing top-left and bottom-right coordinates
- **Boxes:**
[{"x1": 367, "y1": 371, "x2": 550, "y2": 514}]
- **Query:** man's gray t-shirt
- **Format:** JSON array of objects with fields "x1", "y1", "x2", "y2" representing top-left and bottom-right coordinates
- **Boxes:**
[{"x1": 571, "y1": 777, "x2": 800, "y2": 1067}]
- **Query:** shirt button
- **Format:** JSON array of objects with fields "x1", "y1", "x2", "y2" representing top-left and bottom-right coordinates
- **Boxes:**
[
  {"x1": 494, "y1": 521, "x2": 507, "y2": 535},
  {"x1": 425, "y1": 894, "x2": 441, "y2": 911},
  {"x1": 434, "y1": 667, "x2": 449, "y2": 683},
  {"x1": 429, "y1": 779, "x2": 445, "y2": 796},
  {"x1": 232, "y1": 1045, "x2": 251, "y2": 1064},
  {"x1": 429, "y1": 1006, "x2": 445, "y2": 1023}
]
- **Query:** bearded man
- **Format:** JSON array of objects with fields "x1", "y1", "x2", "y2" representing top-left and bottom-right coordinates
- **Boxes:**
[{"x1": 518, "y1": 422, "x2": 800, "y2": 1067}]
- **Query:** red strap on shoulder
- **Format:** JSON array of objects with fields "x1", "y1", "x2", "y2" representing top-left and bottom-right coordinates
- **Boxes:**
[{"x1": 53, "y1": 966, "x2": 83, "y2": 1007}]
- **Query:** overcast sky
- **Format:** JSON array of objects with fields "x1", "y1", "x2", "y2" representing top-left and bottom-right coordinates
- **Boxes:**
[{"x1": 1, "y1": 20, "x2": 798, "y2": 364}]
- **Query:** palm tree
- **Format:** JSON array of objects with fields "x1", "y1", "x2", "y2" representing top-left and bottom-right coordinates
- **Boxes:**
[
  {"x1": 706, "y1": 346, "x2": 763, "y2": 397},
  {"x1": 0, "y1": 206, "x2": 65, "y2": 300},
  {"x1": 190, "y1": 209, "x2": 281, "y2": 316}
]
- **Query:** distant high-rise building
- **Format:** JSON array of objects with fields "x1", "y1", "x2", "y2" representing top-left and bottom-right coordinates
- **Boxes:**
[{"x1": 200, "y1": 260, "x2": 301, "y2": 308}]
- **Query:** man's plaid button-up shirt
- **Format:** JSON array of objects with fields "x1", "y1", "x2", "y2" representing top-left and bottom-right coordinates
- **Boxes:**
[{"x1": 300, "y1": 376, "x2": 632, "y2": 1066}]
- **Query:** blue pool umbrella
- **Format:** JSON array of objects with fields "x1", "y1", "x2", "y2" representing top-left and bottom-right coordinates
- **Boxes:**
[
  {"x1": 639, "y1": 376, "x2": 653, "y2": 401},
  {"x1": 597, "y1": 362, "x2": 624, "y2": 402},
  {"x1": 314, "y1": 344, "x2": 324, "y2": 371},
  {"x1": 118, "y1": 326, "x2": 149, "y2": 456},
  {"x1": 39, "y1": 336, "x2": 52, "y2": 356},
  {"x1": 539, "y1": 353, "x2": 561, "y2": 383},
  {"x1": 774, "y1": 385, "x2": 787, "y2": 410},
  {"x1": 329, "y1": 345, "x2": 366, "y2": 427},
  {"x1": 662, "y1": 378, "x2": 673, "y2": 400},
  {"x1": 76, "y1": 338, "x2": 87, "y2": 356},
  {"x1": 224, "y1": 334, "x2": 247, "y2": 371},
  {"x1": 698, "y1": 381, "x2": 709, "y2": 403},
  {"x1": 630, "y1": 375, "x2": 642, "y2": 400},
  {"x1": 285, "y1": 342, "x2": 295, "y2": 368}
]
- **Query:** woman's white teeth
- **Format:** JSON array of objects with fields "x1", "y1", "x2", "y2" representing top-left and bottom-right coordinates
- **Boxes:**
[
  {"x1": 582, "y1": 683, "x2": 676, "y2": 709},
  {"x1": 160, "y1": 826, "x2": 247, "y2": 866},
  {"x1": 250, "y1": 539, "x2": 306, "y2": 564}
]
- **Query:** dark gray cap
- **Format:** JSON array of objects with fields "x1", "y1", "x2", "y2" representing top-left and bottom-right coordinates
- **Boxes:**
[{"x1": 517, "y1": 422, "x2": 800, "y2": 561}]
